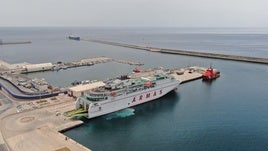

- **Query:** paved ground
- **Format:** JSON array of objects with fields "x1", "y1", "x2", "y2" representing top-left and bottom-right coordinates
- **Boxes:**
[
  {"x1": 0, "y1": 92, "x2": 17, "y2": 151},
  {"x1": 5, "y1": 126, "x2": 88, "y2": 151},
  {"x1": 171, "y1": 66, "x2": 206, "y2": 83},
  {"x1": 0, "y1": 92, "x2": 90, "y2": 151}
]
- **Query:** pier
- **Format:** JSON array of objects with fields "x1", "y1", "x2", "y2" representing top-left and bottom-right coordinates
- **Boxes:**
[
  {"x1": 129, "y1": 66, "x2": 206, "y2": 84},
  {"x1": 0, "y1": 56, "x2": 143, "y2": 74},
  {"x1": 170, "y1": 66, "x2": 206, "y2": 83},
  {"x1": 83, "y1": 39, "x2": 268, "y2": 64}
]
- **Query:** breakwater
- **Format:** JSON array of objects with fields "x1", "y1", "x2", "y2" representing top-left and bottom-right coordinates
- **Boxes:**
[
  {"x1": 0, "y1": 41, "x2": 31, "y2": 45},
  {"x1": 83, "y1": 39, "x2": 268, "y2": 64}
]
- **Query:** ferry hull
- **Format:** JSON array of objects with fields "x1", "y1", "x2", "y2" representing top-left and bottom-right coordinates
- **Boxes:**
[{"x1": 82, "y1": 81, "x2": 180, "y2": 119}]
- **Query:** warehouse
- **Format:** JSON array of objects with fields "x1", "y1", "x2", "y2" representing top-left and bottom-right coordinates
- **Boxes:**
[{"x1": 22, "y1": 63, "x2": 53, "y2": 73}]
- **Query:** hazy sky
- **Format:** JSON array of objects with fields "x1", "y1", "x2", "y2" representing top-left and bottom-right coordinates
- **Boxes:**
[{"x1": 0, "y1": 0, "x2": 267, "y2": 27}]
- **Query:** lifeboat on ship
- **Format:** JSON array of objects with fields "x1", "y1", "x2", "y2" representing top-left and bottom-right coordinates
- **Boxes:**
[
  {"x1": 133, "y1": 67, "x2": 142, "y2": 73},
  {"x1": 202, "y1": 66, "x2": 220, "y2": 80},
  {"x1": 110, "y1": 91, "x2": 116, "y2": 96},
  {"x1": 144, "y1": 81, "x2": 152, "y2": 87}
]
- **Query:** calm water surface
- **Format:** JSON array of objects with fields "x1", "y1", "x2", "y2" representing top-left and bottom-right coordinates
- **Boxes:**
[{"x1": 1, "y1": 27, "x2": 268, "y2": 151}]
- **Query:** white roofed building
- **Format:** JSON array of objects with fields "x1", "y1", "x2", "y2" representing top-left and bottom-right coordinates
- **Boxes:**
[
  {"x1": 67, "y1": 81, "x2": 105, "y2": 98},
  {"x1": 22, "y1": 63, "x2": 53, "y2": 73}
]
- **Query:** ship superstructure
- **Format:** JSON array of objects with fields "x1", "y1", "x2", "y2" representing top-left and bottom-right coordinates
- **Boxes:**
[{"x1": 76, "y1": 70, "x2": 180, "y2": 119}]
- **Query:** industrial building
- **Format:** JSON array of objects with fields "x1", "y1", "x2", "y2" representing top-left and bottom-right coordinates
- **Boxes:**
[{"x1": 22, "y1": 63, "x2": 53, "y2": 73}]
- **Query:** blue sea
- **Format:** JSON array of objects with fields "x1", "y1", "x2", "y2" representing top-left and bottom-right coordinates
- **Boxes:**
[{"x1": 1, "y1": 27, "x2": 268, "y2": 151}]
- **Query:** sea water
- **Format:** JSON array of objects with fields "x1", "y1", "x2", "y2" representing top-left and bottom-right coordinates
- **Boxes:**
[{"x1": 1, "y1": 27, "x2": 268, "y2": 151}]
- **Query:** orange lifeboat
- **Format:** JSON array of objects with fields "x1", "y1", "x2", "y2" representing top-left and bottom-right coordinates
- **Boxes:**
[
  {"x1": 144, "y1": 81, "x2": 152, "y2": 87},
  {"x1": 133, "y1": 67, "x2": 142, "y2": 73}
]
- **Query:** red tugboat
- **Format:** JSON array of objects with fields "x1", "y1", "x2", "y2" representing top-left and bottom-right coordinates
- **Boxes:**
[{"x1": 202, "y1": 66, "x2": 220, "y2": 80}]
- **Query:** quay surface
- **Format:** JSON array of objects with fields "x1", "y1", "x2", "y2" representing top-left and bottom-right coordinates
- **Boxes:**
[
  {"x1": 83, "y1": 39, "x2": 268, "y2": 64},
  {"x1": 0, "y1": 94, "x2": 90, "y2": 151},
  {"x1": 170, "y1": 66, "x2": 206, "y2": 83}
]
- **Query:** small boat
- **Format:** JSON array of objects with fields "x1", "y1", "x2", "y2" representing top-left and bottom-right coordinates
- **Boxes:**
[
  {"x1": 202, "y1": 66, "x2": 220, "y2": 80},
  {"x1": 68, "y1": 35, "x2": 80, "y2": 40},
  {"x1": 133, "y1": 67, "x2": 142, "y2": 73}
]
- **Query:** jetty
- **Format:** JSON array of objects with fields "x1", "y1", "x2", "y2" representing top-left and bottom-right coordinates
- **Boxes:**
[
  {"x1": 170, "y1": 66, "x2": 206, "y2": 83},
  {"x1": 83, "y1": 39, "x2": 268, "y2": 64},
  {"x1": 0, "y1": 56, "x2": 143, "y2": 74}
]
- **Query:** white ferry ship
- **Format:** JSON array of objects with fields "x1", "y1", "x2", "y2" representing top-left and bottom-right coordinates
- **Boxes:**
[{"x1": 75, "y1": 70, "x2": 181, "y2": 119}]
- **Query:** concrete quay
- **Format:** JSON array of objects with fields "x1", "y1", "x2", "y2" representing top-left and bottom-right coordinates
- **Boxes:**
[
  {"x1": 0, "y1": 93, "x2": 90, "y2": 151},
  {"x1": 125, "y1": 66, "x2": 206, "y2": 84},
  {"x1": 84, "y1": 39, "x2": 268, "y2": 64},
  {"x1": 170, "y1": 66, "x2": 206, "y2": 83},
  {"x1": 0, "y1": 56, "x2": 143, "y2": 74},
  {"x1": 145, "y1": 66, "x2": 205, "y2": 83}
]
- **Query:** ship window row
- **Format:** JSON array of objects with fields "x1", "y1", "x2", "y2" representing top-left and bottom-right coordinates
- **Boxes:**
[
  {"x1": 89, "y1": 93, "x2": 108, "y2": 97},
  {"x1": 87, "y1": 97, "x2": 108, "y2": 101}
]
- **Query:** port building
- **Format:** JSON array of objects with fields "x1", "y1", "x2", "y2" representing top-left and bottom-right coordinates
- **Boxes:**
[
  {"x1": 67, "y1": 81, "x2": 105, "y2": 98},
  {"x1": 22, "y1": 63, "x2": 53, "y2": 73}
]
